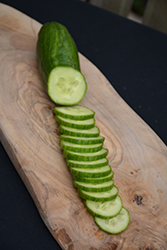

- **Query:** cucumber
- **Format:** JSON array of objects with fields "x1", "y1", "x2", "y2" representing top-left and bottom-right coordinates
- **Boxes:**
[
  {"x1": 36, "y1": 22, "x2": 87, "y2": 105},
  {"x1": 56, "y1": 115, "x2": 95, "y2": 129},
  {"x1": 86, "y1": 195, "x2": 122, "y2": 219},
  {"x1": 73, "y1": 171, "x2": 114, "y2": 184},
  {"x1": 70, "y1": 165, "x2": 112, "y2": 178},
  {"x1": 59, "y1": 125, "x2": 100, "y2": 137},
  {"x1": 94, "y1": 207, "x2": 130, "y2": 234},
  {"x1": 67, "y1": 158, "x2": 109, "y2": 169},
  {"x1": 53, "y1": 102, "x2": 130, "y2": 233},
  {"x1": 61, "y1": 141, "x2": 103, "y2": 153},
  {"x1": 64, "y1": 148, "x2": 108, "y2": 161},
  {"x1": 54, "y1": 106, "x2": 95, "y2": 120},
  {"x1": 74, "y1": 179, "x2": 114, "y2": 192},
  {"x1": 60, "y1": 135, "x2": 105, "y2": 145},
  {"x1": 78, "y1": 185, "x2": 119, "y2": 202}
]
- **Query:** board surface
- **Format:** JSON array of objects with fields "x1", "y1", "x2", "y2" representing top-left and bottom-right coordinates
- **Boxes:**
[{"x1": 0, "y1": 3, "x2": 167, "y2": 250}]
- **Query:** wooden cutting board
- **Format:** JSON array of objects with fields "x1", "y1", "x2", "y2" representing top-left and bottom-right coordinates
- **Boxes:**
[{"x1": 0, "y1": 3, "x2": 167, "y2": 250}]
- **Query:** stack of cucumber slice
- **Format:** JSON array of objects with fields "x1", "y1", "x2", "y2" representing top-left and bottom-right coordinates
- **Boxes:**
[{"x1": 54, "y1": 105, "x2": 130, "y2": 234}]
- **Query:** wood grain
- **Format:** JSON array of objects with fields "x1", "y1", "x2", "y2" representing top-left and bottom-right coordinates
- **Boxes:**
[{"x1": 0, "y1": 3, "x2": 167, "y2": 250}]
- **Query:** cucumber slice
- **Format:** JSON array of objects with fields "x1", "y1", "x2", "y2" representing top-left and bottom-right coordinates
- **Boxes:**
[
  {"x1": 54, "y1": 105, "x2": 95, "y2": 120},
  {"x1": 59, "y1": 125, "x2": 100, "y2": 137},
  {"x1": 73, "y1": 171, "x2": 114, "y2": 184},
  {"x1": 56, "y1": 116, "x2": 95, "y2": 129},
  {"x1": 67, "y1": 158, "x2": 108, "y2": 169},
  {"x1": 94, "y1": 207, "x2": 130, "y2": 234},
  {"x1": 70, "y1": 165, "x2": 112, "y2": 178},
  {"x1": 86, "y1": 195, "x2": 122, "y2": 219},
  {"x1": 60, "y1": 135, "x2": 105, "y2": 145},
  {"x1": 61, "y1": 141, "x2": 103, "y2": 153},
  {"x1": 78, "y1": 185, "x2": 119, "y2": 202},
  {"x1": 74, "y1": 179, "x2": 114, "y2": 192},
  {"x1": 64, "y1": 148, "x2": 108, "y2": 161},
  {"x1": 48, "y1": 67, "x2": 87, "y2": 105}
]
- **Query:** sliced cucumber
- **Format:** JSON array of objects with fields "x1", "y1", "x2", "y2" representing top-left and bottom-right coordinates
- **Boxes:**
[
  {"x1": 70, "y1": 165, "x2": 112, "y2": 178},
  {"x1": 67, "y1": 158, "x2": 108, "y2": 169},
  {"x1": 59, "y1": 125, "x2": 100, "y2": 137},
  {"x1": 78, "y1": 185, "x2": 119, "y2": 202},
  {"x1": 54, "y1": 103, "x2": 130, "y2": 233},
  {"x1": 54, "y1": 105, "x2": 95, "y2": 120},
  {"x1": 61, "y1": 141, "x2": 103, "y2": 153},
  {"x1": 60, "y1": 135, "x2": 105, "y2": 145},
  {"x1": 74, "y1": 179, "x2": 114, "y2": 192},
  {"x1": 94, "y1": 207, "x2": 130, "y2": 234},
  {"x1": 73, "y1": 171, "x2": 114, "y2": 184},
  {"x1": 56, "y1": 115, "x2": 95, "y2": 129},
  {"x1": 64, "y1": 148, "x2": 108, "y2": 161},
  {"x1": 86, "y1": 195, "x2": 122, "y2": 219}
]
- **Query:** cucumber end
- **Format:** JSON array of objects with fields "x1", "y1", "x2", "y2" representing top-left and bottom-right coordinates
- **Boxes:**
[{"x1": 48, "y1": 66, "x2": 87, "y2": 105}]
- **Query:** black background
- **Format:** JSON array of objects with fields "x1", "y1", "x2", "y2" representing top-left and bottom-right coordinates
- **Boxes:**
[{"x1": 0, "y1": 0, "x2": 167, "y2": 249}]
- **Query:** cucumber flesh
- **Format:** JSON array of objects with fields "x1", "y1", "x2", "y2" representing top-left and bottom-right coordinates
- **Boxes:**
[
  {"x1": 60, "y1": 135, "x2": 105, "y2": 145},
  {"x1": 94, "y1": 207, "x2": 130, "y2": 234},
  {"x1": 78, "y1": 185, "x2": 119, "y2": 202},
  {"x1": 59, "y1": 125, "x2": 100, "y2": 137},
  {"x1": 86, "y1": 195, "x2": 122, "y2": 219},
  {"x1": 67, "y1": 158, "x2": 108, "y2": 169},
  {"x1": 61, "y1": 141, "x2": 103, "y2": 153},
  {"x1": 54, "y1": 105, "x2": 95, "y2": 120},
  {"x1": 56, "y1": 115, "x2": 95, "y2": 129},
  {"x1": 64, "y1": 148, "x2": 108, "y2": 161},
  {"x1": 74, "y1": 179, "x2": 114, "y2": 192},
  {"x1": 70, "y1": 165, "x2": 112, "y2": 178},
  {"x1": 73, "y1": 171, "x2": 114, "y2": 183},
  {"x1": 48, "y1": 67, "x2": 87, "y2": 105}
]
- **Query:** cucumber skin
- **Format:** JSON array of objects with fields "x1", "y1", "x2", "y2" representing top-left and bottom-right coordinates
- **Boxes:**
[{"x1": 36, "y1": 22, "x2": 80, "y2": 90}]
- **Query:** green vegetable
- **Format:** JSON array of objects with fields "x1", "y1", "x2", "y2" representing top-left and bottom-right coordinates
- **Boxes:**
[
  {"x1": 94, "y1": 207, "x2": 130, "y2": 234},
  {"x1": 73, "y1": 171, "x2": 114, "y2": 184},
  {"x1": 36, "y1": 22, "x2": 87, "y2": 105},
  {"x1": 78, "y1": 185, "x2": 119, "y2": 202},
  {"x1": 70, "y1": 165, "x2": 112, "y2": 178},
  {"x1": 56, "y1": 115, "x2": 95, "y2": 129},
  {"x1": 63, "y1": 148, "x2": 108, "y2": 161},
  {"x1": 60, "y1": 135, "x2": 105, "y2": 145},
  {"x1": 59, "y1": 125, "x2": 100, "y2": 137},
  {"x1": 86, "y1": 195, "x2": 122, "y2": 219},
  {"x1": 67, "y1": 158, "x2": 109, "y2": 169},
  {"x1": 54, "y1": 106, "x2": 95, "y2": 120},
  {"x1": 61, "y1": 141, "x2": 103, "y2": 153},
  {"x1": 55, "y1": 104, "x2": 130, "y2": 234},
  {"x1": 74, "y1": 179, "x2": 114, "y2": 193}
]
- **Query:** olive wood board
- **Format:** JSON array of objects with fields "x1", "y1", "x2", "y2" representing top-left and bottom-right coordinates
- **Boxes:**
[{"x1": 0, "y1": 3, "x2": 167, "y2": 250}]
